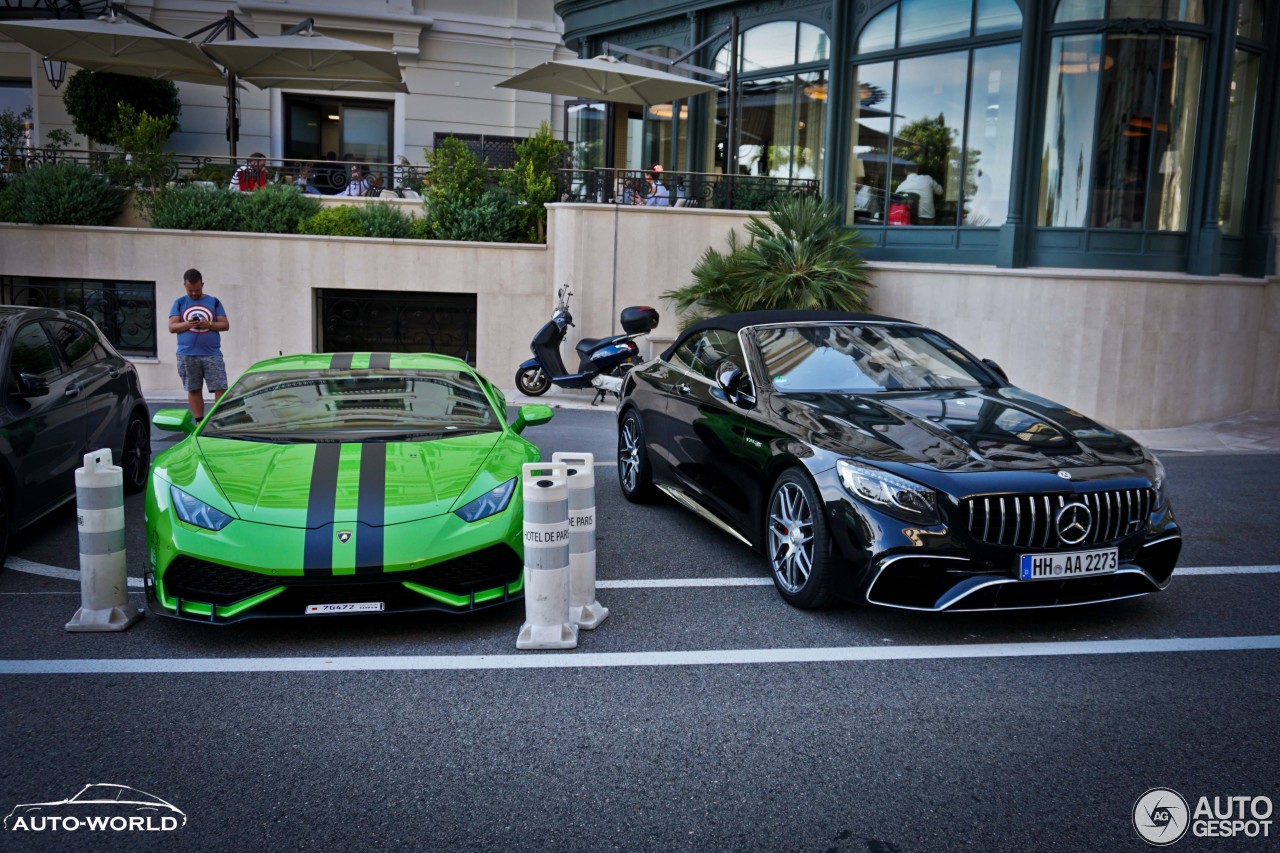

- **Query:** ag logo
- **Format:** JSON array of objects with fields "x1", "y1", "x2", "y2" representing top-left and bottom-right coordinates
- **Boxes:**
[
  {"x1": 336, "y1": 530, "x2": 352, "y2": 544},
  {"x1": 1133, "y1": 788, "x2": 1189, "y2": 846}
]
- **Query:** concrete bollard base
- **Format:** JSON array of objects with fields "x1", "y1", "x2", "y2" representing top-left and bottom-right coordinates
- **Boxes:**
[
  {"x1": 66, "y1": 603, "x2": 143, "y2": 632},
  {"x1": 569, "y1": 600, "x2": 609, "y2": 630},
  {"x1": 516, "y1": 620, "x2": 579, "y2": 649}
]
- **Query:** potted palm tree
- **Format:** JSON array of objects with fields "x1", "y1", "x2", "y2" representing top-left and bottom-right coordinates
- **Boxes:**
[{"x1": 663, "y1": 195, "x2": 874, "y2": 329}]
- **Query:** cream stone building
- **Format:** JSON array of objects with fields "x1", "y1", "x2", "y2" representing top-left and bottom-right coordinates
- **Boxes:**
[{"x1": 1, "y1": 0, "x2": 571, "y2": 162}]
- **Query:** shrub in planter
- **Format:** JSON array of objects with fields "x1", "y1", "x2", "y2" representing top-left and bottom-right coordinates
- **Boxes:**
[
  {"x1": 663, "y1": 195, "x2": 873, "y2": 330},
  {"x1": 426, "y1": 136, "x2": 488, "y2": 238},
  {"x1": 353, "y1": 202, "x2": 413, "y2": 239},
  {"x1": 407, "y1": 216, "x2": 432, "y2": 240},
  {"x1": 436, "y1": 189, "x2": 521, "y2": 243},
  {"x1": 150, "y1": 185, "x2": 244, "y2": 232},
  {"x1": 2, "y1": 161, "x2": 127, "y2": 225},
  {"x1": 297, "y1": 205, "x2": 363, "y2": 237},
  {"x1": 0, "y1": 181, "x2": 17, "y2": 222},
  {"x1": 237, "y1": 185, "x2": 321, "y2": 234},
  {"x1": 499, "y1": 121, "x2": 567, "y2": 242}
]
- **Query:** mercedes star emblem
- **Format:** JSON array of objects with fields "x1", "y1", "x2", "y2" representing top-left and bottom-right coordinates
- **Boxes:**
[{"x1": 1054, "y1": 502, "x2": 1093, "y2": 545}]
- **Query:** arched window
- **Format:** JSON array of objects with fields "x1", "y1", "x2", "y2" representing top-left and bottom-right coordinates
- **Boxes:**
[
  {"x1": 849, "y1": 0, "x2": 1023, "y2": 228},
  {"x1": 712, "y1": 21, "x2": 830, "y2": 182},
  {"x1": 1038, "y1": 1, "x2": 1209, "y2": 231}
]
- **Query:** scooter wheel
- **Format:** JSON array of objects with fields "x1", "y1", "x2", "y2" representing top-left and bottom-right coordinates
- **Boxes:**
[{"x1": 515, "y1": 365, "x2": 550, "y2": 396}]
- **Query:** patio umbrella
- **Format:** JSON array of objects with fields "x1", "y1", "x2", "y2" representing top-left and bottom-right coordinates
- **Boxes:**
[
  {"x1": 245, "y1": 76, "x2": 408, "y2": 94},
  {"x1": 495, "y1": 55, "x2": 718, "y2": 106},
  {"x1": 0, "y1": 16, "x2": 225, "y2": 84},
  {"x1": 201, "y1": 31, "x2": 402, "y2": 85}
]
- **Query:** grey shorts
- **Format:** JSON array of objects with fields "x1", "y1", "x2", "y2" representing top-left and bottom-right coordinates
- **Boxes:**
[{"x1": 177, "y1": 354, "x2": 228, "y2": 392}]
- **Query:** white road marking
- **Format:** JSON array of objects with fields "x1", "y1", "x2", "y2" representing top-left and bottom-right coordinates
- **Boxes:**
[
  {"x1": 4, "y1": 557, "x2": 144, "y2": 588},
  {"x1": 3, "y1": 558, "x2": 1276, "y2": 591},
  {"x1": 1175, "y1": 565, "x2": 1280, "y2": 576},
  {"x1": 1, "y1": 635, "x2": 1276, "y2": 675},
  {"x1": 598, "y1": 577, "x2": 773, "y2": 588}
]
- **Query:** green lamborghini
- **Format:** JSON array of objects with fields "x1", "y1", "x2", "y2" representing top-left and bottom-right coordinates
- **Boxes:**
[{"x1": 144, "y1": 352, "x2": 553, "y2": 623}]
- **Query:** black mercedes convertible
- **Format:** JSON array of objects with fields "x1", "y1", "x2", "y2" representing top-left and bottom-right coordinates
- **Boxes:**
[{"x1": 616, "y1": 311, "x2": 1181, "y2": 612}]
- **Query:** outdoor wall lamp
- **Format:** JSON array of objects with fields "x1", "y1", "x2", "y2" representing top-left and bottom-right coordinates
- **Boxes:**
[{"x1": 42, "y1": 56, "x2": 66, "y2": 89}]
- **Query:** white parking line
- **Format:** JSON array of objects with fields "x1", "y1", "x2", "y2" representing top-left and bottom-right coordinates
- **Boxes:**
[
  {"x1": 1, "y1": 635, "x2": 1276, "y2": 675},
  {"x1": 3, "y1": 558, "x2": 1277, "y2": 590},
  {"x1": 598, "y1": 577, "x2": 773, "y2": 588},
  {"x1": 4, "y1": 557, "x2": 145, "y2": 588},
  {"x1": 1175, "y1": 565, "x2": 1280, "y2": 576}
]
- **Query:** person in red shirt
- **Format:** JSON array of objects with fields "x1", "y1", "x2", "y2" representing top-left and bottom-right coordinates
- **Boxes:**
[{"x1": 229, "y1": 153, "x2": 269, "y2": 192}]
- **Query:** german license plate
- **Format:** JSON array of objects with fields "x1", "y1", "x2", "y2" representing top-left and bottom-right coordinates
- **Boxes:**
[
  {"x1": 305, "y1": 602, "x2": 384, "y2": 614},
  {"x1": 1019, "y1": 548, "x2": 1118, "y2": 580}
]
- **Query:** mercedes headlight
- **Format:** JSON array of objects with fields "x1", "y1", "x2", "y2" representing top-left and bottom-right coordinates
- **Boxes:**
[
  {"x1": 836, "y1": 459, "x2": 939, "y2": 524},
  {"x1": 170, "y1": 485, "x2": 234, "y2": 531},
  {"x1": 454, "y1": 478, "x2": 517, "y2": 522},
  {"x1": 1151, "y1": 453, "x2": 1169, "y2": 511}
]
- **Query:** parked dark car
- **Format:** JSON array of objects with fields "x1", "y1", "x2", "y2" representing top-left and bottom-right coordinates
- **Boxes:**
[
  {"x1": 617, "y1": 311, "x2": 1181, "y2": 611},
  {"x1": 0, "y1": 306, "x2": 150, "y2": 566}
]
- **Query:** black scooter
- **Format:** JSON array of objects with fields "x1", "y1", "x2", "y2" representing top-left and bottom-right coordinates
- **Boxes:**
[{"x1": 515, "y1": 285, "x2": 659, "y2": 405}]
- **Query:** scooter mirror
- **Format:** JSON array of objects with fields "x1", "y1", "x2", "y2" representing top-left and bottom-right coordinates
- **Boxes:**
[{"x1": 512, "y1": 403, "x2": 554, "y2": 434}]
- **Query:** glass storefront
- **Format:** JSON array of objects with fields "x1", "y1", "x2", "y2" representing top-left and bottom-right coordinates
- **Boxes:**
[
  {"x1": 559, "y1": 0, "x2": 1276, "y2": 275},
  {"x1": 850, "y1": 0, "x2": 1021, "y2": 227},
  {"x1": 714, "y1": 21, "x2": 830, "y2": 180}
]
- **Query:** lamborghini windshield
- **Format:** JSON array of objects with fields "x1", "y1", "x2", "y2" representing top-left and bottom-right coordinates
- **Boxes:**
[
  {"x1": 202, "y1": 369, "x2": 500, "y2": 441},
  {"x1": 750, "y1": 323, "x2": 991, "y2": 393}
]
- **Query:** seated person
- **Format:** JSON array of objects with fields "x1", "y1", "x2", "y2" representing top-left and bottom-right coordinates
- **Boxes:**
[
  {"x1": 895, "y1": 165, "x2": 943, "y2": 223},
  {"x1": 636, "y1": 168, "x2": 669, "y2": 206},
  {"x1": 293, "y1": 163, "x2": 322, "y2": 195},
  {"x1": 229, "y1": 153, "x2": 269, "y2": 192},
  {"x1": 343, "y1": 165, "x2": 370, "y2": 196}
]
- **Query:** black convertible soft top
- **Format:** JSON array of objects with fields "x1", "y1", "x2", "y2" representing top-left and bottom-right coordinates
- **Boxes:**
[{"x1": 660, "y1": 310, "x2": 912, "y2": 362}]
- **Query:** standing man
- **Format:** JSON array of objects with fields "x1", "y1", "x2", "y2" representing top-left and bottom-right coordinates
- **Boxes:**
[{"x1": 169, "y1": 269, "x2": 230, "y2": 420}]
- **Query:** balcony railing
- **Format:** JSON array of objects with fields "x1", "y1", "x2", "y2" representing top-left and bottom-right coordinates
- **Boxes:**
[
  {"x1": 1, "y1": 147, "x2": 431, "y2": 198},
  {"x1": 556, "y1": 167, "x2": 819, "y2": 211}
]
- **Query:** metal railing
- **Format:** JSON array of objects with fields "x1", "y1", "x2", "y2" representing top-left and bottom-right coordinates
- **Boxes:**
[
  {"x1": 1, "y1": 147, "x2": 431, "y2": 198},
  {"x1": 556, "y1": 167, "x2": 819, "y2": 211}
]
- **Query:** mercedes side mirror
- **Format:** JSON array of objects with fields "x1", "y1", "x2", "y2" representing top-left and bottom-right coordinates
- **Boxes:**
[
  {"x1": 715, "y1": 359, "x2": 754, "y2": 408},
  {"x1": 982, "y1": 358, "x2": 1009, "y2": 383},
  {"x1": 13, "y1": 373, "x2": 50, "y2": 398}
]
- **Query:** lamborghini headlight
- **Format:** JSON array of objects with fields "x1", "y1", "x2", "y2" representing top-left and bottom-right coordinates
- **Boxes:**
[
  {"x1": 836, "y1": 459, "x2": 939, "y2": 524},
  {"x1": 454, "y1": 478, "x2": 517, "y2": 522},
  {"x1": 170, "y1": 485, "x2": 234, "y2": 531}
]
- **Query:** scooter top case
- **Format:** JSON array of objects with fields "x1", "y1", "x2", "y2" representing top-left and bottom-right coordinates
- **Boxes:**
[{"x1": 620, "y1": 306, "x2": 660, "y2": 334}]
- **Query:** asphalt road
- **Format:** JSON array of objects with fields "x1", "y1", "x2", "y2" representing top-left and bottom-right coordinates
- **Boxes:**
[{"x1": 1, "y1": 408, "x2": 1277, "y2": 852}]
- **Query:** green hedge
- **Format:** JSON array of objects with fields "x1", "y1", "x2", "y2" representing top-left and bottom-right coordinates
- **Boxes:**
[
  {"x1": 298, "y1": 203, "x2": 417, "y2": 239},
  {"x1": 149, "y1": 185, "x2": 244, "y2": 231},
  {"x1": 0, "y1": 161, "x2": 127, "y2": 225}
]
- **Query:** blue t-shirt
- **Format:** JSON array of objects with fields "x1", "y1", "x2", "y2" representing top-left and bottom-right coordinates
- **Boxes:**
[{"x1": 170, "y1": 294, "x2": 226, "y2": 357}]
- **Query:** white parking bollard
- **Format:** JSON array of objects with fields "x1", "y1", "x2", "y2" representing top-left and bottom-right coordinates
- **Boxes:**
[
  {"x1": 516, "y1": 462, "x2": 578, "y2": 650},
  {"x1": 66, "y1": 449, "x2": 143, "y2": 632},
  {"x1": 553, "y1": 452, "x2": 609, "y2": 630}
]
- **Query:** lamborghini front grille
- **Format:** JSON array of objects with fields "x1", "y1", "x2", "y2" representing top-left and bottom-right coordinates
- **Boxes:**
[{"x1": 161, "y1": 545, "x2": 523, "y2": 604}]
